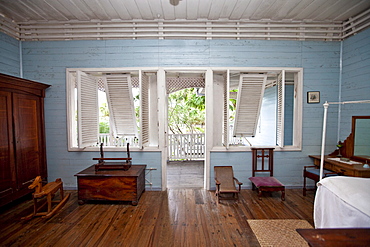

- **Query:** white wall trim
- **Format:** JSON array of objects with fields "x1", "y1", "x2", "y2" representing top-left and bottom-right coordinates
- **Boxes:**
[{"x1": 157, "y1": 68, "x2": 167, "y2": 191}]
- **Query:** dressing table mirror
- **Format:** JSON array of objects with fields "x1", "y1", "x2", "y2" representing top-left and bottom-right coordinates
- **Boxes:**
[{"x1": 352, "y1": 116, "x2": 370, "y2": 163}]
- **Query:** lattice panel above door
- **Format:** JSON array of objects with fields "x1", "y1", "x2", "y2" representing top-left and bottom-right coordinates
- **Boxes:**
[{"x1": 166, "y1": 77, "x2": 205, "y2": 94}]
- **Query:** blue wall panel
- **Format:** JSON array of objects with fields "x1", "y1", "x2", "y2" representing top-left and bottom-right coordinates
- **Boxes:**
[
  {"x1": 0, "y1": 32, "x2": 20, "y2": 76},
  {"x1": 21, "y1": 40, "x2": 169, "y2": 189},
  {"x1": 340, "y1": 28, "x2": 370, "y2": 140},
  {"x1": 0, "y1": 26, "x2": 368, "y2": 191},
  {"x1": 19, "y1": 38, "x2": 343, "y2": 189}
]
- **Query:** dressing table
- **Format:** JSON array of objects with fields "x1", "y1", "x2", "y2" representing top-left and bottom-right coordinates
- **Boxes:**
[
  {"x1": 308, "y1": 155, "x2": 370, "y2": 177},
  {"x1": 309, "y1": 116, "x2": 370, "y2": 178}
]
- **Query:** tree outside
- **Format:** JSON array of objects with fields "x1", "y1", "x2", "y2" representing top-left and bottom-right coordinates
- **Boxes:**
[{"x1": 168, "y1": 88, "x2": 205, "y2": 134}]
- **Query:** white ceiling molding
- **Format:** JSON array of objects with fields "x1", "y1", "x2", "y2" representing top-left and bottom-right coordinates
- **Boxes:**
[
  {"x1": 0, "y1": 11, "x2": 369, "y2": 41},
  {"x1": 342, "y1": 8, "x2": 370, "y2": 39},
  {"x1": 0, "y1": 15, "x2": 18, "y2": 39}
]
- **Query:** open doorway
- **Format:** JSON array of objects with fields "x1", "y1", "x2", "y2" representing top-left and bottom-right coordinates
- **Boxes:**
[{"x1": 165, "y1": 71, "x2": 205, "y2": 189}]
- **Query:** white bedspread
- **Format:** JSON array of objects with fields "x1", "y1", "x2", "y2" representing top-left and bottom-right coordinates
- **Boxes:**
[{"x1": 314, "y1": 176, "x2": 370, "y2": 228}]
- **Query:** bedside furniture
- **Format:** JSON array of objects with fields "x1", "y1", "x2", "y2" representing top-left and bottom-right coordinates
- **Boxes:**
[{"x1": 75, "y1": 165, "x2": 146, "y2": 205}]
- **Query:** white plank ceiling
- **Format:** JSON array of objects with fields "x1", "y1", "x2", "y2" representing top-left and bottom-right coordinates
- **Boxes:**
[
  {"x1": 1, "y1": 0, "x2": 369, "y2": 22},
  {"x1": 0, "y1": 0, "x2": 370, "y2": 41}
]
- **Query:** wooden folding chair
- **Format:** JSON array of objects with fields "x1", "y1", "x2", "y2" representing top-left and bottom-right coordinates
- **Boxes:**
[{"x1": 214, "y1": 166, "x2": 243, "y2": 203}]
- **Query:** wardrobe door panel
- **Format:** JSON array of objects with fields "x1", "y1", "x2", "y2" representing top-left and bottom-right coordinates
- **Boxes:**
[
  {"x1": 0, "y1": 91, "x2": 16, "y2": 199},
  {"x1": 13, "y1": 93, "x2": 44, "y2": 189}
]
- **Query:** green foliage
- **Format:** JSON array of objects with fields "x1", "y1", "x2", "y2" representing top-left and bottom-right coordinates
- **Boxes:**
[
  {"x1": 99, "y1": 102, "x2": 110, "y2": 118},
  {"x1": 168, "y1": 88, "x2": 205, "y2": 134},
  {"x1": 99, "y1": 122, "x2": 110, "y2": 133},
  {"x1": 228, "y1": 89, "x2": 238, "y2": 122},
  {"x1": 99, "y1": 102, "x2": 110, "y2": 133}
]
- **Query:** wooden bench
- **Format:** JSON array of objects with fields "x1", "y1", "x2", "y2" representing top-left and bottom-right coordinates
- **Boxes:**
[
  {"x1": 303, "y1": 165, "x2": 337, "y2": 196},
  {"x1": 249, "y1": 148, "x2": 285, "y2": 201}
]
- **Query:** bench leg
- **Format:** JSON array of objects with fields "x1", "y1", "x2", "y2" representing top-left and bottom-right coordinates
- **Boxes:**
[
  {"x1": 281, "y1": 190, "x2": 285, "y2": 201},
  {"x1": 257, "y1": 189, "x2": 262, "y2": 200}
]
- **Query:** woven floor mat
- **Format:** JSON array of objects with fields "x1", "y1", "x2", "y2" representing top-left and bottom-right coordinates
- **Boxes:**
[{"x1": 247, "y1": 219, "x2": 313, "y2": 247}]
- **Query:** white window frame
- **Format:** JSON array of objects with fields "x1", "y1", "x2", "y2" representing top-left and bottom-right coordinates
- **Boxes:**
[
  {"x1": 66, "y1": 67, "x2": 303, "y2": 152},
  {"x1": 216, "y1": 67, "x2": 303, "y2": 152},
  {"x1": 66, "y1": 67, "x2": 159, "y2": 151}
]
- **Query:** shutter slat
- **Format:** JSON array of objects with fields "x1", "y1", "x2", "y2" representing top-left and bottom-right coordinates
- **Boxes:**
[
  {"x1": 105, "y1": 75, "x2": 138, "y2": 137},
  {"x1": 277, "y1": 71, "x2": 285, "y2": 147},
  {"x1": 233, "y1": 74, "x2": 267, "y2": 137},
  {"x1": 140, "y1": 72, "x2": 149, "y2": 147},
  {"x1": 77, "y1": 71, "x2": 99, "y2": 148},
  {"x1": 223, "y1": 72, "x2": 229, "y2": 148}
]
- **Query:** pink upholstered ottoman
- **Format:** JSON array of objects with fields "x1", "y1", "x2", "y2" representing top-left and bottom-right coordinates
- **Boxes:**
[{"x1": 249, "y1": 176, "x2": 285, "y2": 201}]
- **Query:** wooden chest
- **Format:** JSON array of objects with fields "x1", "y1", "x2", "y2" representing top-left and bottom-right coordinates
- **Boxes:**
[{"x1": 75, "y1": 165, "x2": 146, "y2": 205}]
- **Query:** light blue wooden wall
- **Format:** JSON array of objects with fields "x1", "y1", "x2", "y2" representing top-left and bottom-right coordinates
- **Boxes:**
[
  {"x1": 339, "y1": 28, "x2": 370, "y2": 139},
  {"x1": 0, "y1": 32, "x2": 20, "y2": 77},
  {"x1": 19, "y1": 40, "x2": 166, "y2": 189},
  {"x1": 5, "y1": 31, "x2": 367, "y2": 189},
  {"x1": 18, "y1": 38, "x2": 342, "y2": 188},
  {"x1": 210, "y1": 40, "x2": 342, "y2": 188}
]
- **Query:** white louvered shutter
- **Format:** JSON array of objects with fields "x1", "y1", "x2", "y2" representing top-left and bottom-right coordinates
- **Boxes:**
[
  {"x1": 77, "y1": 71, "x2": 99, "y2": 148},
  {"x1": 104, "y1": 75, "x2": 138, "y2": 138},
  {"x1": 223, "y1": 71, "x2": 229, "y2": 148},
  {"x1": 276, "y1": 70, "x2": 285, "y2": 147},
  {"x1": 140, "y1": 71, "x2": 149, "y2": 149},
  {"x1": 233, "y1": 74, "x2": 267, "y2": 137}
]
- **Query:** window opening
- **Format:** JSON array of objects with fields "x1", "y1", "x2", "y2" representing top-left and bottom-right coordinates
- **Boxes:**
[
  {"x1": 226, "y1": 70, "x2": 300, "y2": 148},
  {"x1": 69, "y1": 71, "x2": 141, "y2": 149},
  {"x1": 67, "y1": 67, "x2": 302, "y2": 151}
]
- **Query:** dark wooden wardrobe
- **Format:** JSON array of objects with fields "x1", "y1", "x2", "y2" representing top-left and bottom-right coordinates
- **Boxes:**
[{"x1": 0, "y1": 73, "x2": 50, "y2": 207}]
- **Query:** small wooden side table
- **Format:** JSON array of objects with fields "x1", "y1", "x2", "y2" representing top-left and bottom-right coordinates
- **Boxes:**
[{"x1": 75, "y1": 165, "x2": 146, "y2": 205}]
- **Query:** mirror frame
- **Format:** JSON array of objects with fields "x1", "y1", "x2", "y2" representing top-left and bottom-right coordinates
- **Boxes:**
[{"x1": 351, "y1": 115, "x2": 370, "y2": 162}]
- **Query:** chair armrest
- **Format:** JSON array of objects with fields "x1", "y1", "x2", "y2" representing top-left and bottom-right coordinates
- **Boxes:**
[
  {"x1": 234, "y1": 177, "x2": 242, "y2": 191},
  {"x1": 214, "y1": 179, "x2": 221, "y2": 193},
  {"x1": 233, "y1": 177, "x2": 243, "y2": 185}
]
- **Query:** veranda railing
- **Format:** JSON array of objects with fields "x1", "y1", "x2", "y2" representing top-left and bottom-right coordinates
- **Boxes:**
[
  {"x1": 168, "y1": 133, "x2": 205, "y2": 160},
  {"x1": 98, "y1": 134, "x2": 139, "y2": 147},
  {"x1": 98, "y1": 133, "x2": 246, "y2": 159}
]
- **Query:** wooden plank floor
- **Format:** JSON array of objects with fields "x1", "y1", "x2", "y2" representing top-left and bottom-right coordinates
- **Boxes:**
[
  {"x1": 167, "y1": 160, "x2": 204, "y2": 188},
  {"x1": 0, "y1": 189, "x2": 315, "y2": 247}
]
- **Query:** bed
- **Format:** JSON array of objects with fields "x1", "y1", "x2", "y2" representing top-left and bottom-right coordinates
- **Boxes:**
[{"x1": 314, "y1": 176, "x2": 370, "y2": 228}]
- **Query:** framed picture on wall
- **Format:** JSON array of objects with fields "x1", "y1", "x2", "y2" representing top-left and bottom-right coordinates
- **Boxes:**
[{"x1": 307, "y1": 91, "x2": 320, "y2": 103}]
